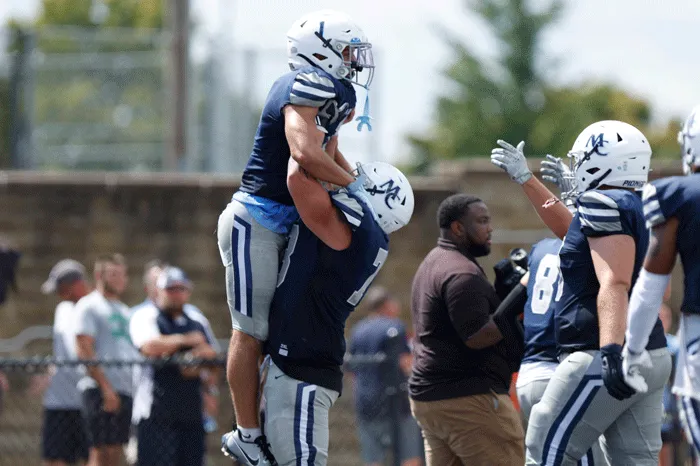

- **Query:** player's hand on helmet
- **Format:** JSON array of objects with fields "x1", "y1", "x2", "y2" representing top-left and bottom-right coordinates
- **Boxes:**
[
  {"x1": 491, "y1": 140, "x2": 533, "y2": 185},
  {"x1": 600, "y1": 344, "x2": 637, "y2": 400},
  {"x1": 346, "y1": 174, "x2": 379, "y2": 222},
  {"x1": 621, "y1": 345, "x2": 652, "y2": 394},
  {"x1": 540, "y1": 154, "x2": 576, "y2": 193}
]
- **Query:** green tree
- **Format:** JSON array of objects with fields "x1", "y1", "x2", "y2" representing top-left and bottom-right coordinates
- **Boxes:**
[
  {"x1": 409, "y1": 0, "x2": 565, "y2": 168},
  {"x1": 410, "y1": 0, "x2": 680, "y2": 172}
]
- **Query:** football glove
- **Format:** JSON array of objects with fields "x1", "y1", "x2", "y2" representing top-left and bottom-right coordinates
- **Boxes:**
[
  {"x1": 490, "y1": 140, "x2": 533, "y2": 185},
  {"x1": 621, "y1": 345, "x2": 652, "y2": 394},
  {"x1": 600, "y1": 344, "x2": 637, "y2": 400}
]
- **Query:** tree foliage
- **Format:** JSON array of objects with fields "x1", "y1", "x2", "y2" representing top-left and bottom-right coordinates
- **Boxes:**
[{"x1": 410, "y1": 0, "x2": 680, "y2": 172}]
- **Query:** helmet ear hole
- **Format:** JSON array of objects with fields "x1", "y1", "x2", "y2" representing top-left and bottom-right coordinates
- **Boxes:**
[
  {"x1": 617, "y1": 133, "x2": 623, "y2": 142},
  {"x1": 313, "y1": 53, "x2": 327, "y2": 61},
  {"x1": 377, "y1": 214, "x2": 383, "y2": 219}
]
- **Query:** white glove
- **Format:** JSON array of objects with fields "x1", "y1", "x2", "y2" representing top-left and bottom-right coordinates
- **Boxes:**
[
  {"x1": 621, "y1": 345, "x2": 653, "y2": 394},
  {"x1": 540, "y1": 154, "x2": 576, "y2": 194},
  {"x1": 490, "y1": 140, "x2": 533, "y2": 185}
]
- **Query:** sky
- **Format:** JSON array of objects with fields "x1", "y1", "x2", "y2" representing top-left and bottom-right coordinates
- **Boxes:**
[{"x1": 2, "y1": 0, "x2": 700, "y2": 166}]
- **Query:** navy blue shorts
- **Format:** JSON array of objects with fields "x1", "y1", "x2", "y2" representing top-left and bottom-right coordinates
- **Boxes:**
[
  {"x1": 42, "y1": 409, "x2": 89, "y2": 463},
  {"x1": 137, "y1": 417, "x2": 205, "y2": 466},
  {"x1": 82, "y1": 388, "x2": 133, "y2": 446}
]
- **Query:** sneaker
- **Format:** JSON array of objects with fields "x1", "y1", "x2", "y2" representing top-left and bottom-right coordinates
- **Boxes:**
[{"x1": 221, "y1": 430, "x2": 278, "y2": 466}]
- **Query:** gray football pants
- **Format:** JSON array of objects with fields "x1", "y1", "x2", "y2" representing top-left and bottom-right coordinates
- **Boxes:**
[
  {"x1": 216, "y1": 198, "x2": 287, "y2": 341},
  {"x1": 262, "y1": 360, "x2": 340, "y2": 466},
  {"x1": 518, "y1": 378, "x2": 606, "y2": 465},
  {"x1": 525, "y1": 348, "x2": 671, "y2": 466}
]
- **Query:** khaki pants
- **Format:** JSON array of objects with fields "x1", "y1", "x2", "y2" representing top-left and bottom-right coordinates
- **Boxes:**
[{"x1": 410, "y1": 393, "x2": 524, "y2": 466}]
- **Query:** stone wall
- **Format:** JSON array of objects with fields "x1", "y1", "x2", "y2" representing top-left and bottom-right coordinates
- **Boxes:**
[
  {"x1": 0, "y1": 161, "x2": 686, "y2": 465},
  {"x1": 0, "y1": 160, "x2": 686, "y2": 338}
]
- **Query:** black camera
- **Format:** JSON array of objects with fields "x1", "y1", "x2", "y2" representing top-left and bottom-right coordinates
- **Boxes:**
[{"x1": 493, "y1": 248, "x2": 529, "y2": 301}]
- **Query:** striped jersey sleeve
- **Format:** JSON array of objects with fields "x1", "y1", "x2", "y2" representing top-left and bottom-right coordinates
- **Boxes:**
[
  {"x1": 331, "y1": 190, "x2": 364, "y2": 230},
  {"x1": 289, "y1": 71, "x2": 336, "y2": 108},
  {"x1": 577, "y1": 191, "x2": 624, "y2": 236},
  {"x1": 642, "y1": 183, "x2": 666, "y2": 228}
]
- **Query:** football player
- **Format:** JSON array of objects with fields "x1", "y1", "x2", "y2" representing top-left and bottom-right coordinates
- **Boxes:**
[
  {"x1": 224, "y1": 158, "x2": 413, "y2": 465},
  {"x1": 622, "y1": 105, "x2": 700, "y2": 459},
  {"x1": 517, "y1": 157, "x2": 604, "y2": 465},
  {"x1": 216, "y1": 10, "x2": 375, "y2": 464},
  {"x1": 491, "y1": 121, "x2": 672, "y2": 465}
]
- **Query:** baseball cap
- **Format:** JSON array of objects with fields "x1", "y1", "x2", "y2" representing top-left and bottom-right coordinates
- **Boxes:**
[
  {"x1": 156, "y1": 266, "x2": 193, "y2": 290},
  {"x1": 41, "y1": 259, "x2": 86, "y2": 294}
]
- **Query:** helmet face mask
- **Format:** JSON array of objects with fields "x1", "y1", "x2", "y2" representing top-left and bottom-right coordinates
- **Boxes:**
[{"x1": 287, "y1": 10, "x2": 374, "y2": 90}]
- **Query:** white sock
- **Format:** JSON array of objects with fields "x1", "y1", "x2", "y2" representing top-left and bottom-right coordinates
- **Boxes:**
[{"x1": 237, "y1": 426, "x2": 262, "y2": 442}]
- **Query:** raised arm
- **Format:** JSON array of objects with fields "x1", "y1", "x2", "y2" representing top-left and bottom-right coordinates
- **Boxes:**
[
  {"x1": 287, "y1": 157, "x2": 352, "y2": 251},
  {"x1": 491, "y1": 140, "x2": 572, "y2": 239},
  {"x1": 283, "y1": 105, "x2": 355, "y2": 187}
]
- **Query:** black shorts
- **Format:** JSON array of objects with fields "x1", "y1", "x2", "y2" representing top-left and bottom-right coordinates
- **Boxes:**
[
  {"x1": 137, "y1": 417, "x2": 205, "y2": 466},
  {"x1": 42, "y1": 409, "x2": 89, "y2": 463},
  {"x1": 82, "y1": 388, "x2": 133, "y2": 446}
]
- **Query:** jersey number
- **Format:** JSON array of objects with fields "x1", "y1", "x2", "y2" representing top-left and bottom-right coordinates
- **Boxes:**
[
  {"x1": 347, "y1": 248, "x2": 388, "y2": 306},
  {"x1": 531, "y1": 253, "x2": 561, "y2": 315}
]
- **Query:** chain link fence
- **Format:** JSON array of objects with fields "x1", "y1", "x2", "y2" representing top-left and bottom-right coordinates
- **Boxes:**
[{"x1": 0, "y1": 348, "x2": 415, "y2": 466}]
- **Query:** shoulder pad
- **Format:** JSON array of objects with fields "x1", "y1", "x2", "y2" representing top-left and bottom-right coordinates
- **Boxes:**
[
  {"x1": 331, "y1": 190, "x2": 364, "y2": 229},
  {"x1": 289, "y1": 70, "x2": 336, "y2": 108},
  {"x1": 642, "y1": 177, "x2": 691, "y2": 229},
  {"x1": 577, "y1": 191, "x2": 622, "y2": 234},
  {"x1": 642, "y1": 182, "x2": 666, "y2": 228}
]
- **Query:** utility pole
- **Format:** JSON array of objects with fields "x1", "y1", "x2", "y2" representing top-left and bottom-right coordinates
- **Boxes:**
[{"x1": 166, "y1": 0, "x2": 189, "y2": 172}]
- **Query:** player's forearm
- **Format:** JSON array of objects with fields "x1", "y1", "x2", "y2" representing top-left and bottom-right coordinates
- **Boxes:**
[
  {"x1": 291, "y1": 145, "x2": 355, "y2": 187},
  {"x1": 521, "y1": 177, "x2": 573, "y2": 239},
  {"x1": 334, "y1": 147, "x2": 353, "y2": 174},
  {"x1": 598, "y1": 283, "x2": 629, "y2": 347},
  {"x1": 626, "y1": 269, "x2": 672, "y2": 353}
]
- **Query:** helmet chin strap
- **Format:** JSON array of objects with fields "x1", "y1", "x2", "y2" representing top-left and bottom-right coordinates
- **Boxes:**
[{"x1": 586, "y1": 168, "x2": 612, "y2": 190}]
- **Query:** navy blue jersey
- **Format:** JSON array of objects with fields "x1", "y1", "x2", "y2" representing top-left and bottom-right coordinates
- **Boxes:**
[
  {"x1": 522, "y1": 238, "x2": 562, "y2": 364},
  {"x1": 349, "y1": 317, "x2": 411, "y2": 420},
  {"x1": 556, "y1": 189, "x2": 666, "y2": 353},
  {"x1": 152, "y1": 311, "x2": 208, "y2": 423},
  {"x1": 266, "y1": 190, "x2": 389, "y2": 393},
  {"x1": 239, "y1": 67, "x2": 357, "y2": 205},
  {"x1": 644, "y1": 174, "x2": 700, "y2": 315}
]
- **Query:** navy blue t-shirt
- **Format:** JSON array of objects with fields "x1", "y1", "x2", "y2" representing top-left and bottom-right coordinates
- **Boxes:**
[
  {"x1": 522, "y1": 238, "x2": 562, "y2": 364},
  {"x1": 349, "y1": 316, "x2": 411, "y2": 420},
  {"x1": 266, "y1": 190, "x2": 389, "y2": 393},
  {"x1": 555, "y1": 189, "x2": 666, "y2": 353},
  {"x1": 239, "y1": 66, "x2": 357, "y2": 205},
  {"x1": 643, "y1": 174, "x2": 700, "y2": 315},
  {"x1": 151, "y1": 311, "x2": 210, "y2": 424}
]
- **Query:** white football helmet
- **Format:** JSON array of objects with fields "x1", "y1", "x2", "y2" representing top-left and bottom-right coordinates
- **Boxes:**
[
  {"x1": 565, "y1": 120, "x2": 652, "y2": 195},
  {"x1": 357, "y1": 162, "x2": 414, "y2": 234},
  {"x1": 678, "y1": 105, "x2": 700, "y2": 175},
  {"x1": 286, "y1": 10, "x2": 375, "y2": 90}
]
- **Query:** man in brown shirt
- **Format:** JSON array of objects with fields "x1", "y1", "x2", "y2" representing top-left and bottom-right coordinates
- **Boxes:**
[{"x1": 409, "y1": 193, "x2": 524, "y2": 466}]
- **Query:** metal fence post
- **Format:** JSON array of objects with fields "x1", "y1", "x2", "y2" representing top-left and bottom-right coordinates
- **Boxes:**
[{"x1": 385, "y1": 330, "x2": 404, "y2": 466}]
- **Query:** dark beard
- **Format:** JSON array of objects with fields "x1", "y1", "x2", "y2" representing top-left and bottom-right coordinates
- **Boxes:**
[{"x1": 468, "y1": 243, "x2": 490, "y2": 258}]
